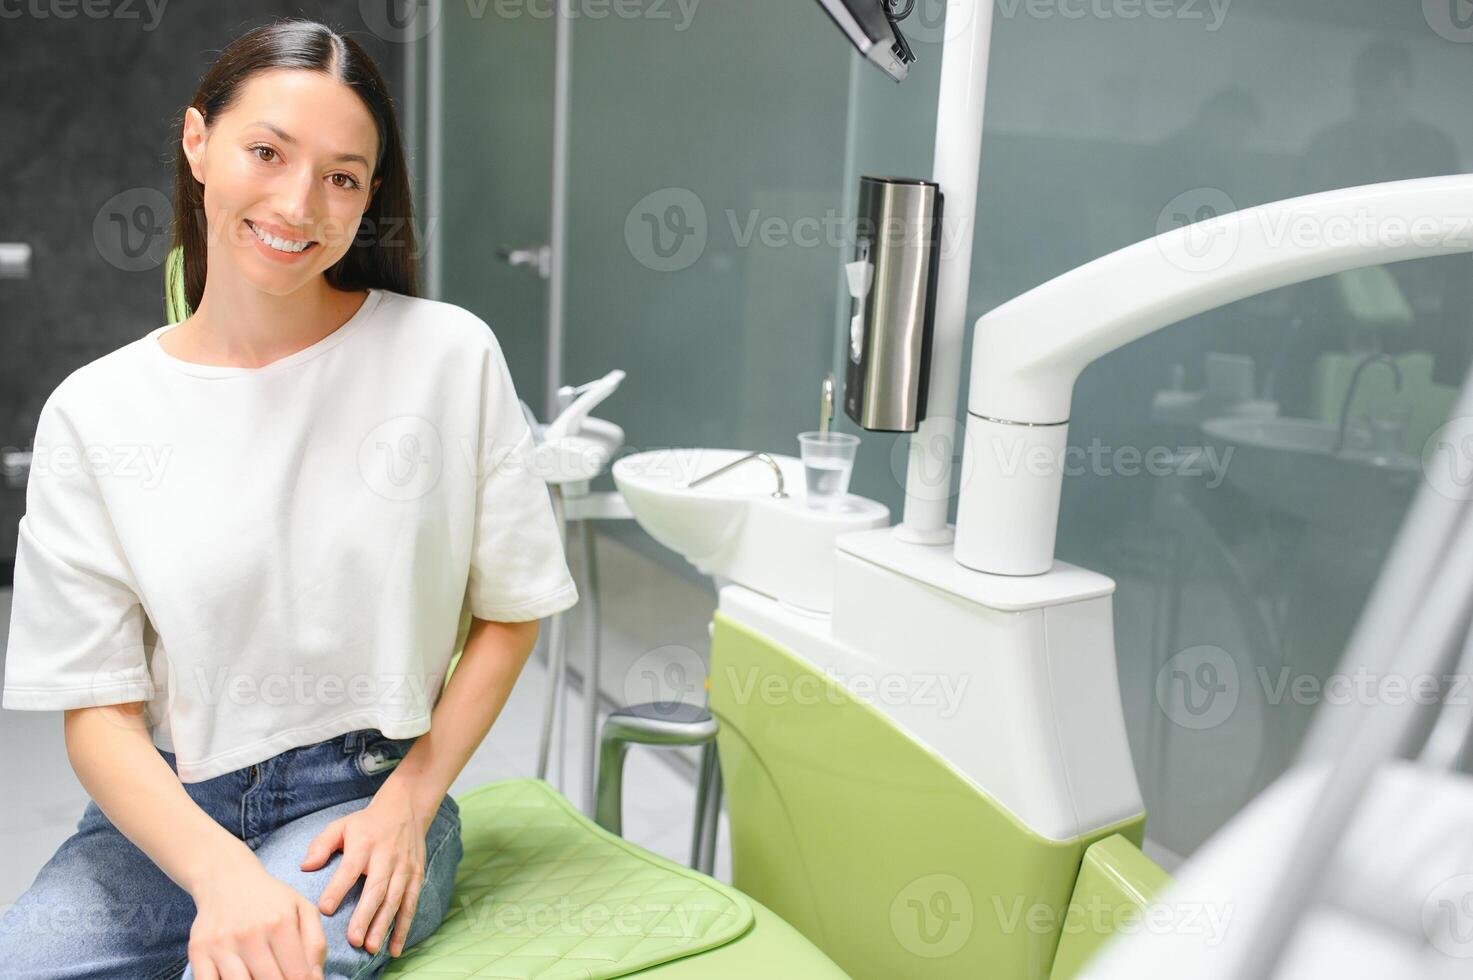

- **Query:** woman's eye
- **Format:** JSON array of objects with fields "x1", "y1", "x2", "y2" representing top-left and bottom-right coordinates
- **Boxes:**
[{"x1": 249, "y1": 145, "x2": 359, "y2": 191}]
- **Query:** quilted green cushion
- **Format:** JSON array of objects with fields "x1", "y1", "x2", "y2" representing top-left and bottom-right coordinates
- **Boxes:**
[{"x1": 384, "y1": 778, "x2": 755, "y2": 979}]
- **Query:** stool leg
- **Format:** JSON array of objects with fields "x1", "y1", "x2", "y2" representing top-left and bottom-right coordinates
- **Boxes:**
[
  {"x1": 537, "y1": 489, "x2": 569, "y2": 783},
  {"x1": 690, "y1": 741, "x2": 716, "y2": 869},
  {"x1": 698, "y1": 749, "x2": 723, "y2": 876},
  {"x1": 580, "y1": 519, "x2": 602, "y2": 817}
]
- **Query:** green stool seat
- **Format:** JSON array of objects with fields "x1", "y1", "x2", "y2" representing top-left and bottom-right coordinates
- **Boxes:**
[{"x1": 385, "y1": 778, "x2": 848, "y2": 979}]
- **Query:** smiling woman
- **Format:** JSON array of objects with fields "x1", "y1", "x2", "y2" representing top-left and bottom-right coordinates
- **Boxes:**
[
  {"x1": 168, "y1": 30, "x2": 417, "y2": 317},
  {"x1": 0, "y1": 16, "x2": 579, "y2": 980}
]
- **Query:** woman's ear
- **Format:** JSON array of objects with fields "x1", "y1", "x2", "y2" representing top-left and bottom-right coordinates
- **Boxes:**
[{"x1": 181, "y1": 107, "x2": 208, "y2": 185}]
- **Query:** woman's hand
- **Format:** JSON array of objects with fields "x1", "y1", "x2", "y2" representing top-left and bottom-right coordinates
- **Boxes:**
[
  {"x1": 189, "y1": 851, "x2": 327, "y2": 980},
  {"x1": 302, "y1": 789, "x2": 435, "y2": 959}
]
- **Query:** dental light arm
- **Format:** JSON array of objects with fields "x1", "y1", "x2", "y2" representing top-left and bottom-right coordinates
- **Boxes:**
[{"x1": 955, "y1": 173, "x2": 1473, "y2": 576}]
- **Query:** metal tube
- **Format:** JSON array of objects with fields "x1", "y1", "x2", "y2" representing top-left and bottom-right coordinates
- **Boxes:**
[
  {"x1": 580, "y1": 519, "x2": 602, "y2": 816},
  {"x1": 425, "y1": 0, "x2": 444, "y2": 300},
  {"x1": 690, "y1": 742, "x2": 714, "y2": 868},
  {"x1": 698, "y1": 749, "x2": 722, "y2": 875},
  {"x1": 545, "y1": 0, "x2": 573, "y2": 420},
  {"x1": 536, "y1": 488, "x2": 569, "y2": 782}
]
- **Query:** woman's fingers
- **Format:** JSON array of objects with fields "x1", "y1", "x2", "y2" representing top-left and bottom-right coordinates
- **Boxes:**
[
  {"x1": 388, "y1": 870, "x2": 425, "y2": 956},
  {"x1": 298, "y1": 899, "x2": 329, "y2": 978},
  {"x1": 215, "y1": 951, "x2": 253, "y2": 980},
  {"x1": 318, "y1": 843, "x2": 370, "y2": 918},
  {"x1": 257, "y1": 906, "x2": 313, "y2": 980},
  {"x1": 369, "y1": 864, "x2": 424, "y2": 955},
  {"x1": 241, "y1": 939, "x2": 289, "y2": 980},
  {"x1": 348, "y1": 848, "x2": 394, "y2": 947},
  {"x1": 300, "y1": 818, "x2": 345, "y2": 874}
]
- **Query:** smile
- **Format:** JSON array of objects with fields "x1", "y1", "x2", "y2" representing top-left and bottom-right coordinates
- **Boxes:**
[{"x1": 245, "y1": 219, "x2": 317, "y2": 254}]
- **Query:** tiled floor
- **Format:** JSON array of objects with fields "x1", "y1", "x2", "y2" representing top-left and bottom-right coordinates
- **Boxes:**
[{"x1": 0, "y1": 531, "x2": 733, "y2": 905}]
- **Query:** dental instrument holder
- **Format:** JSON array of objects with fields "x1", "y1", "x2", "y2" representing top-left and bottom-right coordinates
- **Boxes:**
[{"x1": 842, "y1": 176, "x2": 943, "y2": 434}]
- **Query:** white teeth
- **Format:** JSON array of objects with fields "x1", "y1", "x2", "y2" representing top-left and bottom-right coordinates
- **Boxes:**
[{"x1": 249, "y1": 221, "x2": 312, "y2": 253}]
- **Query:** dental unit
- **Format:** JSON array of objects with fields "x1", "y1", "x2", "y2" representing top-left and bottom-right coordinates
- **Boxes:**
[{"x1": 604, "y1": 1, "x2": 1473, "y2": 977}]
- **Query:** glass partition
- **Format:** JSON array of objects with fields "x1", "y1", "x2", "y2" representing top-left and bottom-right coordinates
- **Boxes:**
[{"x1": 435, "y1": 0, "x2": 1473, "y2": 860}]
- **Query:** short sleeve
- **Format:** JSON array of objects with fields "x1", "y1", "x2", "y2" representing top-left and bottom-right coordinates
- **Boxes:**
[
  {"x1": 464, "y1": 331, "x2": 580, "y2": 623},
  {"x1": 2, "y1": 385, "x2": 154, "y2": 711}
]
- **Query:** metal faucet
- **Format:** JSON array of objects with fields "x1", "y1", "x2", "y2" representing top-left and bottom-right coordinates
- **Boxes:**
[
  {"x1": 1333, "y1": 353, "x2": 1403, "y2": 454},
  {"x1": 685, "y1": 451, "x2": 788, "y2": 498}
]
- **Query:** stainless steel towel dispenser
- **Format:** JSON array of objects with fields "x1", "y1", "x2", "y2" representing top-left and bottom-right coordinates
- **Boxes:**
[{"x1": 842, "y1": 176, "x2": 943, "y2": 433}]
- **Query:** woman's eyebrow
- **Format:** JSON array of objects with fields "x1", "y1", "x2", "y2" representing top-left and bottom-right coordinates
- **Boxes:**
[{"x1": 247, "y1": 120, "x2": 370, "y2": 168}]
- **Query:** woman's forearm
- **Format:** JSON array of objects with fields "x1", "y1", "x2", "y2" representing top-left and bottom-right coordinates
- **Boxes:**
[
  {"x1": 378, "y1": 616, "x2": 540, "y2": 827},
  {"x1": 62, "y1": 701, "x2": 258, "y2": 896}
]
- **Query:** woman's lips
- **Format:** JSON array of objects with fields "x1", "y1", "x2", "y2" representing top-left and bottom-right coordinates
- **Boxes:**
[{"x1": 245, "y1": 219, "x2": 318, "y2": 258}]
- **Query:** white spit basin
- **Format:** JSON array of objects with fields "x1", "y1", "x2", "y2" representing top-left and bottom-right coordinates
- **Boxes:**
[{"x1": 612, "y1": 447, "x2": 889, "y2": 613}]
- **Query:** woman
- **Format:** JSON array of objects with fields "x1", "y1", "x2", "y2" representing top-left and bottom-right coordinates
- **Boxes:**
[{"x1": 0, "y1": 18, "x2": 578, "y2": 980}]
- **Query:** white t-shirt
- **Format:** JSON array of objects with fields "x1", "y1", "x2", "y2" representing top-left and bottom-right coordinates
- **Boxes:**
[{"x1": 2, "y1": 287, "x2": 579, "y2": 781}]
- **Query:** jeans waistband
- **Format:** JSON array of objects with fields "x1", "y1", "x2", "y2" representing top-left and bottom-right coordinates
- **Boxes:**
[{"x1": 341, "y1": 728, "x2": 416, "y2": 754}]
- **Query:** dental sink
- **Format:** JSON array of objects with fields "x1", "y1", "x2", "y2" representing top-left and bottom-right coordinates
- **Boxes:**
[
  {"x1": 1201, "y1": 415, "x2": 1420, "y2": 543},
  {"x1": 612, "y1": 448, "x2": 889, "y2": 613}
]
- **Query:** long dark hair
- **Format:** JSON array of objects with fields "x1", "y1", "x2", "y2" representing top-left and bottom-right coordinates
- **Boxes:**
[{"x1": 167, "y1": 18, "x2": 419, "y2": 316}]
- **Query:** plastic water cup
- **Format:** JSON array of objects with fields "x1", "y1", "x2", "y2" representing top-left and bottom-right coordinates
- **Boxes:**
[{"x1": 798, "y1": 431, "x2": 859, "y2": 509}]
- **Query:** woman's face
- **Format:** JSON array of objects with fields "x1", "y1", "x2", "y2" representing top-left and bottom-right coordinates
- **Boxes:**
[{"x1": 182, "y1": 69, "x2": 382, "y2": 296}]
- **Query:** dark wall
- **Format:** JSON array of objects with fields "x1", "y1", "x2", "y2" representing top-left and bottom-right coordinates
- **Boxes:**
[{"x1": 0, "y1": 3, "x2": 409, "y2": 572}]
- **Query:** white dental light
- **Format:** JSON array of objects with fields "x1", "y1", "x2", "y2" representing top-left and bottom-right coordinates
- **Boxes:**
[{"x1": 955, "y1": 174, "x2": 1473, "y2": 576}]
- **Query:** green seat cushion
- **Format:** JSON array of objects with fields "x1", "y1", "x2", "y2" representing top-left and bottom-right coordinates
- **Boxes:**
[
  {"x1": 628, "y1": 896, "x2": 852, "y2": 978},
  {"x1": 384, "y1": 778, "x2": 762, "y2": 978}
]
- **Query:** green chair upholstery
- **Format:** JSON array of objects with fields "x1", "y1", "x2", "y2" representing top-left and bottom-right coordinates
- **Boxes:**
[{"x1": 383, "y1": 778, "x2": 849, "y2": 978}]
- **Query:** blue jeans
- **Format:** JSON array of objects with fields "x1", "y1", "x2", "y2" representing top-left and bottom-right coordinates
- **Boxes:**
[{"x1": 0, "y1": 728, "x2": 464, "y2": 980}]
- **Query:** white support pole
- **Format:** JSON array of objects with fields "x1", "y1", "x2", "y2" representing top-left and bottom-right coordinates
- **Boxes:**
[
  {"x1": 546, "y1": 0, "x2": 573, "y2": 423},
  {"x1": 895, "y1": 0, "x2": 997, "y2": 545}
]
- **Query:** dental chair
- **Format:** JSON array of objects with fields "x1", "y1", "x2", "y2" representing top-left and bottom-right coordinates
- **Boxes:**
[{"x1": 160, "y1": 251, "x2": 853, "y2": 978}]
